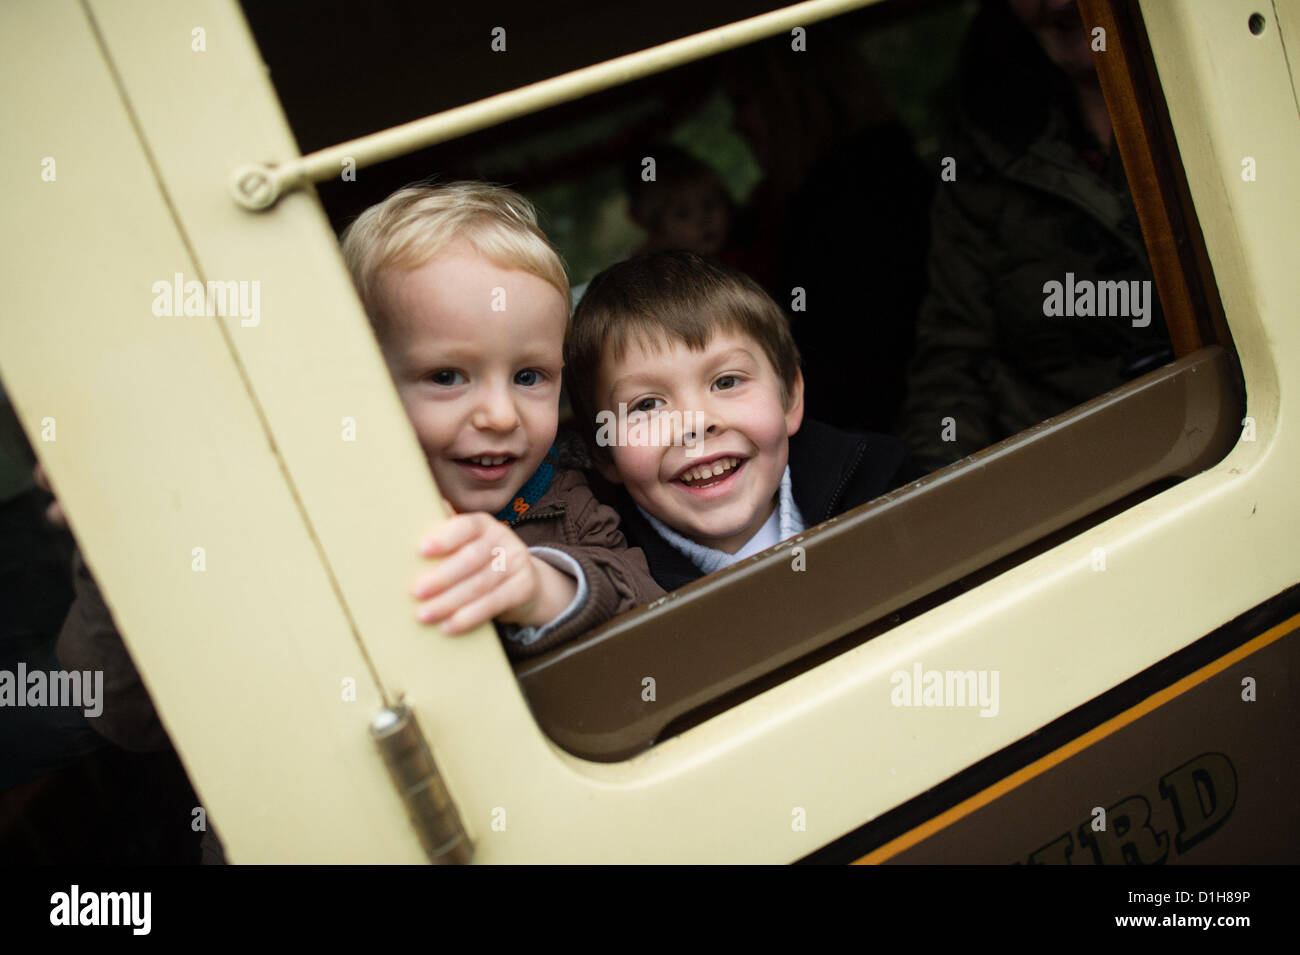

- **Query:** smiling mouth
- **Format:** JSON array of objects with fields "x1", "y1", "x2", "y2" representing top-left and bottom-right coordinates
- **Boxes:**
[
  {"x1": 676, "y1": 456, "x2": 745, "y2": 488},
  {"x1": 454, "y1": 455, "x2": 517, "y2": 481}
]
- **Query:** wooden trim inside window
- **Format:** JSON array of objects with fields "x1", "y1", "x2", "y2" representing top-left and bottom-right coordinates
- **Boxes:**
[{"x1": 1081, "y1": 0, "x2": 1238, "y2": 366}]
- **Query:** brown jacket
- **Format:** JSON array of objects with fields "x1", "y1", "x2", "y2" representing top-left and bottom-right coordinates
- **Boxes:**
[{"x1": 504, "y1": 468, "x2": 664, "y2": 657}]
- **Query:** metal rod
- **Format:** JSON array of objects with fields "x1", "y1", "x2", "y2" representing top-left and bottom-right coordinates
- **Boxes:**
[{"x1": 230, "y1": 0, "x2": 877, "y2": 210}]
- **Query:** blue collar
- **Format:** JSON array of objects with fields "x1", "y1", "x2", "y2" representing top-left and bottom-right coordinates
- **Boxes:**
[{"x1": 495, "y1": 445, "x2": 559, "y2": 525}]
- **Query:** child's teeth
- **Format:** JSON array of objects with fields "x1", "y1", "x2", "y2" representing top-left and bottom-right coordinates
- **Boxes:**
[{"x1": 681, "y1": 457, "x2": 739, "y2": 484}]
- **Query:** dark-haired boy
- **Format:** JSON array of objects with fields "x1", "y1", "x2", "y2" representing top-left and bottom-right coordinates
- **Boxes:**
[{"x1": 567, "y1": 250, "x2": 916, "y2": 590}]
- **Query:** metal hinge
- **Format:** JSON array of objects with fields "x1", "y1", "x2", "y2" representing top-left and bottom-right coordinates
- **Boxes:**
[{"x1": 370, "y1": 704, "x2": 473, "y2": 864}]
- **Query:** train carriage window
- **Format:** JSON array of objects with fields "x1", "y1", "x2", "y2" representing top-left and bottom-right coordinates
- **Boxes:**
[{"x1": 248, "y1": 0, "x2": 1243, "y2": 761}]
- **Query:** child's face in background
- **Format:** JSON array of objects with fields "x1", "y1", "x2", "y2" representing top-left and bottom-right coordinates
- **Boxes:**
[
  {"x1": 648, "y1": 178, "x2": 731, "y2": 256},
  {"x1": 595, "y1": 328, "x2": 803, "y2": 554},
  {"x1": 377, "y1": 243, "x2": 568, "y2": 515}
]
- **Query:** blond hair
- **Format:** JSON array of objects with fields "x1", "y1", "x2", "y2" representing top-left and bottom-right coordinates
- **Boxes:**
[{"x1": 340, "y1": 181, "x2": 569, "y2": 339}]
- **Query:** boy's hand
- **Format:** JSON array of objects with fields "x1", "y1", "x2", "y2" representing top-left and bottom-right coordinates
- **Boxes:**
[{"x1": 413, "y1": 513, "x2": 577, "y2": 635}]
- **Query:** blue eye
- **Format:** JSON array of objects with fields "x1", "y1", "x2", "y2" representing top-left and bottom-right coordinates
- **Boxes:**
[
  {"x1": 515, "y1": 369, "x2": 542, "y2": 387},
  {"x1": 430, "y1": 370, "x2": 466, "y2": 386}
]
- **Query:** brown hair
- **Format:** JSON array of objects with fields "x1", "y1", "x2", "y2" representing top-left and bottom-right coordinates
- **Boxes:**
[{"x1": 566, "y1": 251, "x2": 800, "y2": 447}]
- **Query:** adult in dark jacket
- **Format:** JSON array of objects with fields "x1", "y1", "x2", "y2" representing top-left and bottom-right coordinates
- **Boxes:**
[
  {"x1": 901, "y1": 0, "x2": 1174, "y2": 472},
  {"x1": 718, "y1": 35, "x2": 933, "y2": 435}
]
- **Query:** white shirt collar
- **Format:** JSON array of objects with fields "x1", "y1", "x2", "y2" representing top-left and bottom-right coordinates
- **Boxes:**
[{"x1": 637, "y1": 465, "x2": 806, "y2": 576}]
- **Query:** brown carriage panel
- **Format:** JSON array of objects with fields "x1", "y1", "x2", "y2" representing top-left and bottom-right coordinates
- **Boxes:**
[{"x1": 881, "y1": 618, "x2": 1300, "y2": 864}]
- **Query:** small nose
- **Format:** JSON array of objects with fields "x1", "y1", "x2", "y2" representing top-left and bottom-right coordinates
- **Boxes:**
[
  {"x1": 683, "y1": 423, "x2": 718, "y2": 441},
  {"x1": 682, "y1": 408, "x2": 719, "y2": 444},
  {"x1": 472, "y1": 383, "x2": 520, "y2": 433}
]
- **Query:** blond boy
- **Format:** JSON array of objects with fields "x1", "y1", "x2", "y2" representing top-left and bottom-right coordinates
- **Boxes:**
[{"x1": 341, "y1": 182, "x2": 661, "y2": 654}]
